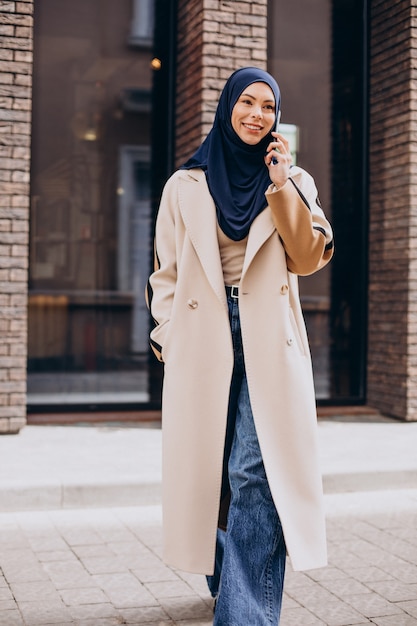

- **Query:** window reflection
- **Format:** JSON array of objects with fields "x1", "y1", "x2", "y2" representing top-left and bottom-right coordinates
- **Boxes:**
[{"x1": 28, "y1": 0, "x2": 154, "y2": 407}]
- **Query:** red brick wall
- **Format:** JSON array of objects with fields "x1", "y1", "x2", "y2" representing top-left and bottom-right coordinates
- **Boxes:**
[
  {"x1": 0, "y1": 0, "x2": 32, "y2": 433},
  {"x1": 367, "y1": 0, "x2": 416, "y2": 419},
  {"x1": 175, "y1": 0, "x2": 268, "y2": 166}
]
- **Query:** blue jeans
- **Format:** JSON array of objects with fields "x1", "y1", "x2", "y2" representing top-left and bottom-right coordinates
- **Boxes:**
[{"x1": 207, "y1": 293, "x2": 286, "y2": 625}]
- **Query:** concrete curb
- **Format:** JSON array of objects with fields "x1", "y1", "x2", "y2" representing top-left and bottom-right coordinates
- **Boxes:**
[
  {"x1": 0, "y1": 480, "x2": 161, "y2": 512},
  {"x1": 1, "y1": 469, "x2": 417, "y2": 513}
]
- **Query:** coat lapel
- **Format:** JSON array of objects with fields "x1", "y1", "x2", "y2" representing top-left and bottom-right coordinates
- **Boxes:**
[
  {"x1": 242, "y1": 207, "x2": 276, "y2": 279},
  {"x1": 178, "y1": 170, "x2": 227, "y2": 306},
  {"x1": 178, "y1": 169, "x2": 276, "y2": 297}
]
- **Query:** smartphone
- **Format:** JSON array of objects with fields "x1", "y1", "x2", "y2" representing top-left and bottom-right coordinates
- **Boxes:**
[{"x1": 271, "y1": 110, "x2": 281, "y2": 165}]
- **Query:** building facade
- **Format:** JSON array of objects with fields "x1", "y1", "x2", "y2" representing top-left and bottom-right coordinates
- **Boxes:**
[{"x1": 0, "y1": 0, "x2": 415, "y2": 433}]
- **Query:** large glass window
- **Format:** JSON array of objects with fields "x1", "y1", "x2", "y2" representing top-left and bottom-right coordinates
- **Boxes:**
[
  {"x1": 268, "y1": 0, "x2": 368, "y2": 402},
  {"x1": 28, "y1": 0, "x2": 154, "y2": 408}
]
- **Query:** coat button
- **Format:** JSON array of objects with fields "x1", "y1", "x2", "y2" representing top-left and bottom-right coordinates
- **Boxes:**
[
  {"x1": 287, "y1": 338, "x2": 293, "y2": 346},
  {"x1": 280, "y1": 284, "x2": 289, "y2": 295},
  {"x1": 187, "y1": 299, "x2": 198, "y2": 309}
]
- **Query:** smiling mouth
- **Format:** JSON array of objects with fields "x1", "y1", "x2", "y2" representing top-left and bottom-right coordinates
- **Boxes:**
[{"x1": 243, "y1": 123, "x2": 263, "y2": 131}]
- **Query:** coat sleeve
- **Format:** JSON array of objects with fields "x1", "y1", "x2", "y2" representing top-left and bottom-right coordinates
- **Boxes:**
[
  {"x1": 265, "y1": 167, "x2": 334, "y2": 276},
  {"x1": 145, "y1": 174, "x2": 179, "y2": 362}
]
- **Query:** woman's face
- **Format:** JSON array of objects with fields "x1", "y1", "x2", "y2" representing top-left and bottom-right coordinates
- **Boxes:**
[{"x1": 231, "y1": 82, "x2": 276, "y2": 145}]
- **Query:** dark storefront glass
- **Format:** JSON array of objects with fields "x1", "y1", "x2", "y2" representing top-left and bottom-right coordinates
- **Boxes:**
[
  {"x1": 268, "y1": 0, "x2": 368, "y2": 402},
  {"x1": 28, "y1": 0, "x2": 155, "y2": 407}
]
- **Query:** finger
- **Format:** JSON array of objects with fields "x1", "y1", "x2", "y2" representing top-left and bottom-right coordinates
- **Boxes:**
[
  {"x1": 266, "y1": 142, "x2": 283, "y2": 155},
  {"x1": 271, "y1": 132, "x2": 290, "y2": 147},
  {"x1": 271, "y1": 131, "x2": 288, "y2": 140},
  {"x1": 265, "y1": 152, "x2": 280, "y2": 167}
]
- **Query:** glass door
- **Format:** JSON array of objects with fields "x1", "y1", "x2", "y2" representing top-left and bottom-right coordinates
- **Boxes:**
[{"x1": 268, "y1": 0, "x2": 368, "y2": 403}]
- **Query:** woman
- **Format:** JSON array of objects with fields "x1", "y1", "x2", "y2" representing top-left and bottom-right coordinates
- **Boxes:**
[{"x1": 146, "y1": 67, "x2": 333, "y2": 624}]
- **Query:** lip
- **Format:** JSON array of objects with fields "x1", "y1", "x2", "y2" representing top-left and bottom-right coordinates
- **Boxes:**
[{"x1": 242, "y1": 123, "x2": 263, "y2": 132}]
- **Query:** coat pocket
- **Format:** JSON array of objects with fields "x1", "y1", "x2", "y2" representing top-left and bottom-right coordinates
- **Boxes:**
[
  {"x1": 288, "y1": 307, "x2": 306, "y2": 357},
  {"x1": 150, "y1": 319, "x2": 171, "y2": 361}
]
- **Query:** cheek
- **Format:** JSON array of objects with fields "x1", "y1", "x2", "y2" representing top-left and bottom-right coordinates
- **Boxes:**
[
  {"x1": 231, "y1": 110, "x2": 239, "y2": 135},
  {"x1": 266, "y1": 116, "x2": 275, "y2": 132}
]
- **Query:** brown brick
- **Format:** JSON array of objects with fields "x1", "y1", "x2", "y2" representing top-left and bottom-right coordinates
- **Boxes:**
[
  {"x1": 13, "y1": 49, "x2": 31, "y2": 61},
  {"x1": 0, "y1": 13, "x2": 32, "y2": 26},
  {"x1": 0, "y1": 48, "x2": 13, "y2": 60},
  {"x1": 16, "y1": 2, "x2": 33, "y2": 14},
  {"x1": 0, "y1": 25, "x2": 14, "y2": 36},
  {"x1": 0, "y1": 3, "x2": 16, "y2": 13},
  {"x1": 14, "y1": 25, "x2": 30, "y2": 38},
  {"x1": 0, "y1": 35, "x2": 32, "y2": 50},
  {"x1": 220, "y1": 2, "x2": 250, "y2": 14},
  {"x1": 14, "y1": 72, "x2": 30, "y2": 86},
  {"x1": 0, "y1": 72, "x2": 13, "y2": 83},
  {"x1": 11, "y1": 169, "x2": 29, "y2": 182}
]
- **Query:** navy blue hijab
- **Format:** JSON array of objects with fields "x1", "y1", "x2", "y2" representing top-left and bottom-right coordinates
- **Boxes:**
[{"x1": 181, "y1": 67, "x2": 281, "y2": 241}]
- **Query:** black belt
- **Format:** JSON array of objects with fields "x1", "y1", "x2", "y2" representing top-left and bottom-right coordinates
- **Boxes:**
[{"x1": 225, "y1": 285, "x2": 239, "y2": 299}]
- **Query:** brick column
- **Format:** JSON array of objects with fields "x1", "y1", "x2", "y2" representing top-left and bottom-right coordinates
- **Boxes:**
[
  {"x1": 175, "y1": 0, "x2": 268, "y2": 166},
  {"x1": 0, "y1": 0, "x2": 32, "y2": 434},
  {"x1": 367, "y1": 0, "x2": 417, "y2": 420}
]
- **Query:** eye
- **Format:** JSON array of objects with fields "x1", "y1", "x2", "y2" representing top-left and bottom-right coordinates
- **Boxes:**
[{"x1": 264, "y1": 104, "x2": 274, "y2": 110}]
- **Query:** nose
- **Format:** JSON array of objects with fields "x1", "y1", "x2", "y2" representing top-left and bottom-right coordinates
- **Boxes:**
[{"x1": 251, "y1": 104, "x2": 262, "y2": 118}]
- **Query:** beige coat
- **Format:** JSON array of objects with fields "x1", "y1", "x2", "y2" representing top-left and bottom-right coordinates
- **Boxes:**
[{"x1": 146, "y1": 165, "x2": 334, "y2": 573}]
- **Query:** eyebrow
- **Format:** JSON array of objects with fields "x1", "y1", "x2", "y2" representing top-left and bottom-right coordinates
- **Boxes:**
[{"x1": 240, "y1": 92, "x2": 275, "y2": 103}]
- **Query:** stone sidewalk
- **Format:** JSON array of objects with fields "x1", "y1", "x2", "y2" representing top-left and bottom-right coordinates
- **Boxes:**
[
  {"x1": 1, "y1": 417, "x2": 417, "y2": 624},
  {"x1": 1, "y1": 492, "x2": 417, "y2": 625}
]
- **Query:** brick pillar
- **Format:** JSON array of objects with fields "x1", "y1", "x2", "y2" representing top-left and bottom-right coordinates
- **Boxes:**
[
  {"x1": 0, "y1": 0, "x2": 33, "y2": 434},
  {"x1": 175, "y1": 0, "x2": 268, "y2": 167},
  {"x1": 367, "y1": 0, "x2": 417, "y2": 420}
]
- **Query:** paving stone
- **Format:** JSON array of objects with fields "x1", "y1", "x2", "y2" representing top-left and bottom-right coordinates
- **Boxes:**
[
  {"x1": 285, "y1": 582, "x2": 339, "y2": 608},
  {"x1": 145, "y1": 579, "x2": 199, "y2": 600},
  {"x1": 0, "y1": 610, "x2": 24, "y2": 626},
  {"x1": 284, "y1": 570, "x2": 318, "y2": 591},
  {"x1": 177, "y1": 570, "x2": 212, "y2": 597},
  {"x1": 280, "y1": 606, "x2": 327, "y2": 625},
  {"x1": 67, "y1": 602, "x2": 119, "y2": 620},
  {"x1": 159, "y1": 596, "x2": 214, "y2": 621},
  {"x1": 1, "y1": 555, "x2": 49, "y2": 583},
  {"x1": 41, "y1": 560, "x2": 95, "y2": 589},
  {"x1": 342, "y1": 566, "x2": 394, "y2": 583},
  {"x1": 58, "y1": 586, "x2": 109, "y2": 606},
  {"x1": 9, "y1": 580, "x2": 61, "y2": 602},
  {"x1": 0, "y1": 585, "x2": 13, "y2": 600},
  {"x1": 344, "y1": 591, "x2": 404, "y2": 618},
  {"x1": 18, "y1": 599, "x2": 72, "y2": 624},
  {"x1": 37, "y1": 549, "x2": 78, "y2": 563},
  {"x1": 72, "y1": 617, "x2": 122, "y2": 626},
  {"x1": 71, "y1": 544, "x2": 116, "y2": 559},
  {"x1": 132, "y1": 564, "x2": 180, "y2": 583},
  {"x1": 366, "y1": 579, "x2": 417, "y2": 602},
  {"x1": 175, "y1": 621, "x2": 213, "y2": 626},
  {"x1": 306, "y1": 567, "x2": 350, "y2": 583},
  {"x1": 79, "y1": 555, "x2": 128, "y2": 575},
  {"x1": 396, "y1": 600, "x2": 417, "y2": 618},
  {"x1": 92, "y1": 571, "x2": 157, "y2": 608},
  {"x1": 0, "y1": 599, "x2": 18, "y2": 611},
  {"x1": 320, "y1": 577, "x2": 372, "y2": 597},
  {"x1": 372, "y1": 615, "x2": 417, "y2": 626},
  {"x1": 306, "y1": 599, "x2": 367, "y2": 626},
  {"x1": 281, "y1": 593, "x2": 301, "y2": 610},
  {"x1": 50, "y1": 526, "x2": 104, "y2": 547},
  {"x1": 118, "y1": 605, "x2": 171, "y2": 623}
]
